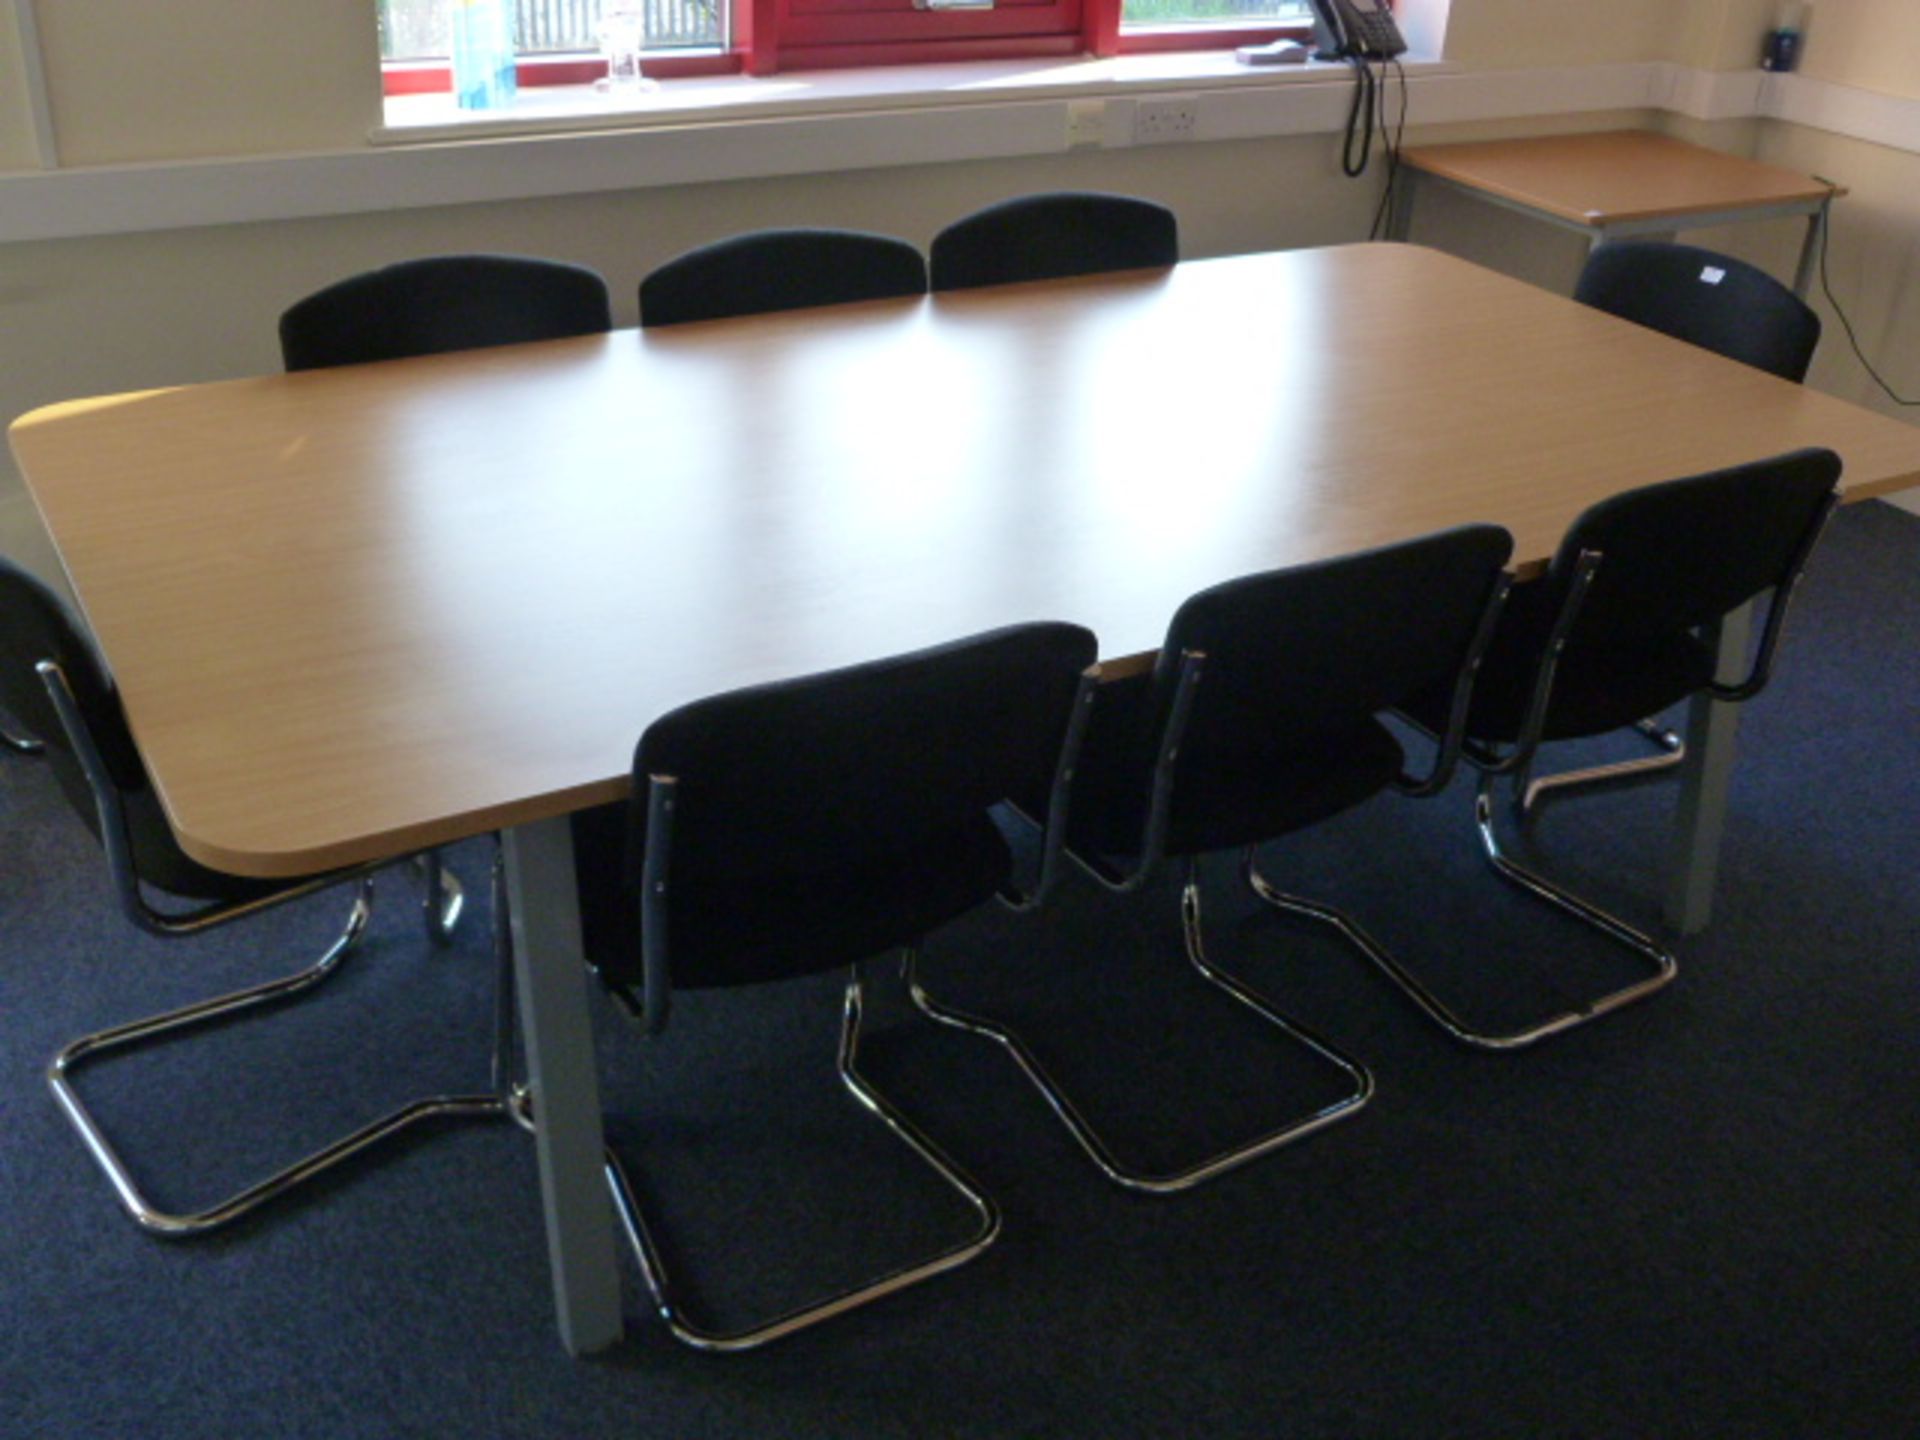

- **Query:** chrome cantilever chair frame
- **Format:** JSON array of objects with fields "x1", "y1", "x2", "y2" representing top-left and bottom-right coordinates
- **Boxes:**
[
  {"x1": 1400, "y1": 482, "x2": 1835, "y2": 1048},
  {"x1": 1349, "y1": 549, "x2": 1681, "y2": 1049},
  {"x1": 595, "y1": 948, "x2": 1002, "y2": 1354},
  {"x1": 911, "y1": 644, "x2": 1393, "y2": 1195},
  {"x1": 2, "y1": 711, "x2": 42, "y2": 753},
  {"x1": 518, "y1": 650, "x2": 1100, "y2": 1351},
  {"x1": 610, "y1": 664, "x2": 1094, "y2": 1348},
  {"x1": 35, "y1": 659, "x2": 510, "y2": 1238},
  {"x1": 1518, "y1": 715, "x2": 1683, "y2": 818}
]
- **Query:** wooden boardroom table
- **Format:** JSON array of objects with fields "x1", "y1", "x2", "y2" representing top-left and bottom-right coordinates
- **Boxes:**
[{"x1": 13, "y1": 243, "x2": 1920, "y2": 1354}]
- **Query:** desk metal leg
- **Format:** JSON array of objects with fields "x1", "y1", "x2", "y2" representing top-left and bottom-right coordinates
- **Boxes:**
[
  {"x1": 1664, "y1": 603, "x2": 1753, "y2": 934},
  {"x1": 503, "y1": 815, "x2": 625, "y2": 1356},
  {"x1": 1792, "y1": 210, "x2": 1822, "y2": 297},
  {"x1": 1386, "y1": 169, "x2": 1418, "y2": 242}
]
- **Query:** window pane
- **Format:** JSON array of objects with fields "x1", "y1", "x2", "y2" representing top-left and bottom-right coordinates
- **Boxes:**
[
  {"x1": 377, "y1": 0, "x2": 720, "y2": 60},
  {"x1": 1121, "y1": 0, "x2": 1308, "y2": 25}
]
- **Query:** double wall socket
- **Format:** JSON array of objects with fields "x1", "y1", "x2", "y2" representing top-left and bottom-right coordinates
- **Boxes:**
[{"x1": 1133, "y1": 96, "x2": 1199, "y2": 144}]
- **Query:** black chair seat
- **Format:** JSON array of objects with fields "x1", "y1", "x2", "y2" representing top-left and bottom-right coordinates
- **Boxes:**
[
  {"x1": 573, "y1": 801, "x2": 1010, "y2": 988},
  {"x1": 279, "y1": 254, "x2": 613, "y2": 371},
  {"x1": 1066, "y1": 669, "x2": 1406, "y2": 857},
  {"x1": 906, "y1": 526, "x2": 1511, "y2": 1193},
  {"x1": 930, "y1": 192, "x2": 1178, "y2": 292},
  {"x1": 1409, "y1": 449, "x2": 1842, "y2": 753},
  {"x1": 1575, "y1": 241, "x2": 1821, "y2": 383},
  {"x1": 1389, "y1": 451, "x2": 1841, "y2": 1047},
  {"x1": 119, "y1": 783, "x2": 297, "y2": 904},
  {"x1": 567, "y1": 621, "x2": 1097, "y2": 1349},
  {"x1": 639, "y1": 228, "x2": 927, "y2": 327},
  {"x1": 1405, "y1": 622, "x2": 1717, "y2": 744}
]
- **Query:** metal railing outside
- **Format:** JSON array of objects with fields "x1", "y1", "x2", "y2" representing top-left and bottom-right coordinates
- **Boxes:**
[{"x1": 378, "y1": 0, "x2": 721, "y2": 60}]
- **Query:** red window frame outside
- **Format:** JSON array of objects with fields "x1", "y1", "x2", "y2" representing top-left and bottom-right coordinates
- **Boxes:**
[{"x1": 381, "y1": 0, "x2": 1312, "y2": 91}]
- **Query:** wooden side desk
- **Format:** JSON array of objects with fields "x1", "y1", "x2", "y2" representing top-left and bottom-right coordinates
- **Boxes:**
[
  {"x1": 1391, "y1": 130, "x2": 1843, "y2": 295},
  {"x1": 13, "y1": 244, "x2": 1920, "y2": 1355}
]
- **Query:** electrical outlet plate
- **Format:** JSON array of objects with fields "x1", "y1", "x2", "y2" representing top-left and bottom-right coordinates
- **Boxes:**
[
  {"x1": 1066, "y1": 99, "x2": 1106, "y2": 149},
  {"x1": 1133, "y1": 96, "x2": 1198, "y2": 144}
]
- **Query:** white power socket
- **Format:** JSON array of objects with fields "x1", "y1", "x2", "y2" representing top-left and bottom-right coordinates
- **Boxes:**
[{"x1": 1133, "y1": 96, "x2": 1199, "y2": 144}]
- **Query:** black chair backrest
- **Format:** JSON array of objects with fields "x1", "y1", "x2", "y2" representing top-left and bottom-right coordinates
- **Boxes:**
[
  {"x1": 622, "y1": 622, "x2": 1094, "y2": 950},
  {"x1": 1153, "y1": 524, "x2": 1514, "y2": 769},
  {"x1": 279, "y1": 254, "x2": 614, "y2": 370},
  {"x1": 930, "y1": 192, "x2": 1179, "y2": 292},
  {"x1": 639, "y1": 228, "x2": 927, "y2": 327},
  {"x1": 1574, "y1": 241, "x2": 1821, "y2": 383},
  {"x1": 1542, "y1": 448, "x2": 1842, "y2": 653},
  {"x1": 0, "y1": 556, "x2": 148, "y2": 827}
]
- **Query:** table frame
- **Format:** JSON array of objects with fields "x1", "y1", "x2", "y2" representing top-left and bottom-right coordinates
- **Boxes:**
[
  {"x1": 1389, "y1": 172, "x2": 1828, "y2": 297},
  {"x1": 1387, "y1": 131, "x2": 1838, "y2": 297}
]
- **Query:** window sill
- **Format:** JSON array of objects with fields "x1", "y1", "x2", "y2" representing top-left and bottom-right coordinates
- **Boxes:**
[
  {"x1": 19, "y1": 56, "x2": 1719, "y2": 246},
  {"x1": 375, "y1": 49, "x2": 1440, "y2": 145}
]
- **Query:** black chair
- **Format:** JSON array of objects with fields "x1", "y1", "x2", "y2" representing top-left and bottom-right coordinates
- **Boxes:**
[
  {"x1": 911, "y1": 526, "x2": 1513, "y2": 1192},
  {"x1": 278, "y1": 253, "x2": 613, "y2": 371},
  {"x1": 567, "y1": 622, "x2": 1098, "y2": 1350},
  {"x1": 1575, "y1": 240, "x2": 1822, "y2": 383},
  {"x1": 638, "y1": 228, "x2": 927, "y2": 327},
  {"x1": 279, "y1": 252, "x2": 614, "y2": 940},
  {"x1": 1539, "y1": 241, "x2": 1826, "y2": 810},
  {"x1": 1398, "y1": 449, "x2": 1842, "y2": 1045},
  {"x1": 929, "y1": 192, "x2": 1178, "y2": 292},
  {"x1": 0, "y1": 556, "x2": 510, "y2": 1236}
]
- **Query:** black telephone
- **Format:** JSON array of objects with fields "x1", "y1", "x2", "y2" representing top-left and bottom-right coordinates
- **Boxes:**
[{"x1": 1308, "y1": 0, "x2": 1408, "y2": 60}]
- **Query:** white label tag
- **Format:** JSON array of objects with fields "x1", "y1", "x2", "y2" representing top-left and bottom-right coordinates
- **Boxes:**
[{"x1": 1700, "y1": 266, "x2": 1727, "y2": 284}]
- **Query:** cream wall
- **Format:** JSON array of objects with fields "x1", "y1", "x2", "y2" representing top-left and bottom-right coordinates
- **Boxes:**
[
  {"x1": 1798, "y1": 0, "x2": 1920, "y2": 99},
  {"x1": 29, "y1": 1, "x2": 383, "y2": 164},
  {"x1": 1440, "y1": 0, "x2": 1667, "y2": 69},
  {"x1": 0, "y1": 1, "x2": 41, "y2": 168},
  {"x1": 1667, "y1": 0, "x2": 1776, "y2": 70}
]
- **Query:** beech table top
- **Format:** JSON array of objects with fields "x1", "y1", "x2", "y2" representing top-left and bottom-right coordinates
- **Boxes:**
[
  {"x1": 13, "y1": 243, "x2": 1919, "y2": 875},
  {"x1": 1401, "y1": 130, "x2": 1842, "y2": 227}
]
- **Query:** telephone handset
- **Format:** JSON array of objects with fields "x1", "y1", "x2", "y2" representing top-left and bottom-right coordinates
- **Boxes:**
[{"x1": 1308, "y1": 0, "x2": 1408, "y2": 60}]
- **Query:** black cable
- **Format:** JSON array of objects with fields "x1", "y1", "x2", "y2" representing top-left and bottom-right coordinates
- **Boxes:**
[
  {"x1": 1339, "y1": 52, "x2": 1375, "y2": 178},
  {"x1": 1368, "y1": 54, "x2": 1409, "y2": 240},
  {"x1": 1811, "y1": 181, "x2": 1917, "y2": 406}
]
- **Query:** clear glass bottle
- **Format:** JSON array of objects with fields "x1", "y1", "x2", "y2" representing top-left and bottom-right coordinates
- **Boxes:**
[
  {"x1": 596, "y1": 0, "x2": 655, "y2": 96},
  {"x1": 452, "y1": 0, "x2": 518, "y2": 110}
]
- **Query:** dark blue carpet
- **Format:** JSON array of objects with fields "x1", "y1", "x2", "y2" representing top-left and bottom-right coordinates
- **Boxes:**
[{"x1": 3, "y1": 501, "x2": 1918, "y2": 1438}]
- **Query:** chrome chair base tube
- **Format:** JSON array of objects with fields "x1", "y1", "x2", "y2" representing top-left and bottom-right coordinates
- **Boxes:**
[
  {"x1": 579, "y1": 957, "x2": 999, "y2": 1352},
  {"x1": 416, "y1": 851, "x2": 464, "y2": 946},
  {"x1": 1456, "y1": 773, "x2": 1678, "y2": 1045},
  {"x1": 1, "y1": 726, "x2": 43, "y2": 755},
  {"x1": 909, "y1": 864, "x2": 1373, "y2": 1195},
  {"x1": 1519, "y1": 718, "x2": 1685, "y2": 819},
  {"x1": 47, "y1": 878, "x2": 510, "y2": 1238}
]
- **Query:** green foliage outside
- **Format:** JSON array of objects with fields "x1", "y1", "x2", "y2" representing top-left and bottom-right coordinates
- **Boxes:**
[{"x1": 1122, "y1": 0, "x2": 1308, "y2": 22}]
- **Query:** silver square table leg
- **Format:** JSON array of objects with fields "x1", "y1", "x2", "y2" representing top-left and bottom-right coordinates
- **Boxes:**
[
  {"x1": 1664, "y1": 602, "x2": 1754, "y2": 935},
  {"x1": 503, "y1": 815, "x2": 624, "y2": 1355}
]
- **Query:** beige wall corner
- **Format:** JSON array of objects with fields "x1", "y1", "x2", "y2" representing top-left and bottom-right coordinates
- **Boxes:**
[
  {"x1": 31, "y1": 0, "x2": 382, "y2": 164},
  {"x1": 1666, "y1": 0, "x2": 1776, "y2": 71},
  {"x1": 0, "y1": 2, "x2": 43, "y2": 169}
]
